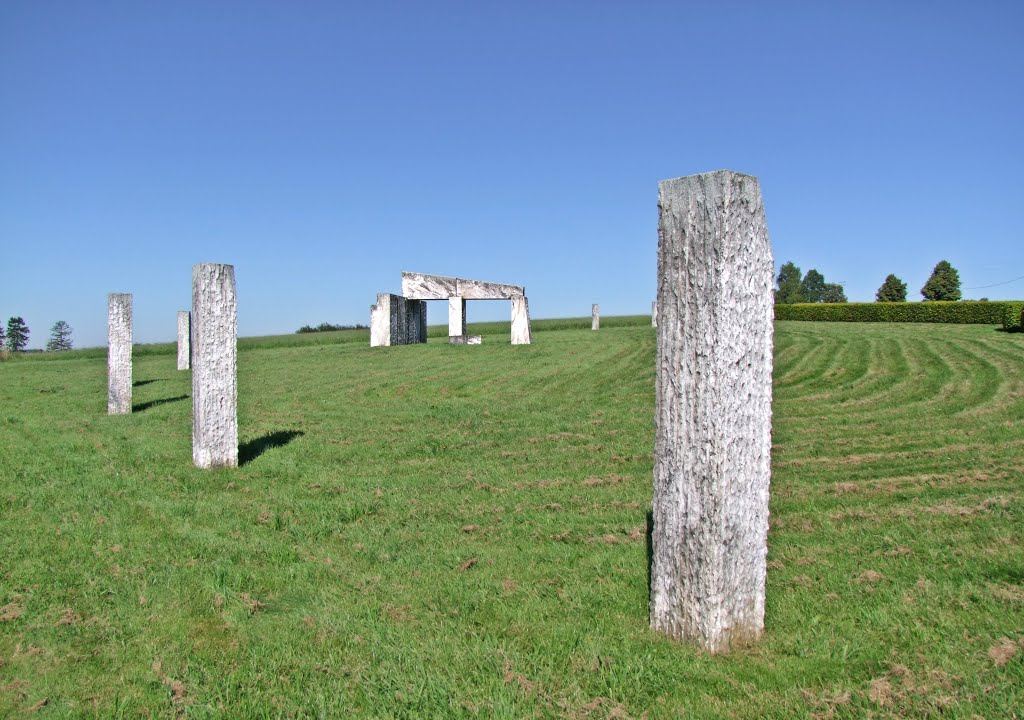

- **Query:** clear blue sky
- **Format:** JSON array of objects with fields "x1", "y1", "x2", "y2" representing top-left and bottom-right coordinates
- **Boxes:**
[{"x1": 2, "y1": 1, "x2": 1021, "y2": 349}]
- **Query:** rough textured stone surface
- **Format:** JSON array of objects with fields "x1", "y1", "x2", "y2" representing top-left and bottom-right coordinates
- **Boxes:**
[
  {"x1": 592, "y1": 304, "x2": 600, "y2": 331},
  {"x1": 511, "y1": 296, "x2": 532, "y2": 345},
  {"x1": 652, "y1": 300, "x2": 657, "y2": 327},
  {"x1": 448, "y1": 334, "x2": 482, "y2": 345},
  {"x1": 651, "y1": 170, "x2": 774, "y2": 653},
  {"x1": 192, "y1": 264, "x2": 238, "y2": 469},
  {"x1": 402, "y1": 272, "x2": 524, "y2": 300},
  {"x1": 177, "y1": 311, "x2": 191, "y2": 370},
  {"x1": 370, "y1": 294, "x2": 426, "y2": 347},
  {"x1": 107, "y1": 293, "x2": 133, "y2": 415},
  {"x1": 449, "y1": 296, "x2": 467, "y2": 336}
]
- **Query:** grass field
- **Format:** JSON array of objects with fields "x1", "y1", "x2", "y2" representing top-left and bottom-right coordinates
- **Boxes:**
[{"x1": 1, "y1": 319, "x2": 1021, "y2": 718}]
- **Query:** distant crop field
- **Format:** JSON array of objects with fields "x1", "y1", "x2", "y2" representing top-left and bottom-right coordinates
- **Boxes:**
[{"x1": 0, "y1": 319, "x2": 1021, "y2": 718}]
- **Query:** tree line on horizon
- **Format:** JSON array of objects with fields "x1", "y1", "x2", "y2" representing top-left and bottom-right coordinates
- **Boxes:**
[
  {"x1": 1, "y1": 317, "x2": 74, "y2": 354},
  {"x1": 776, "y1": 260, "x2": 964, "y2": 304}
]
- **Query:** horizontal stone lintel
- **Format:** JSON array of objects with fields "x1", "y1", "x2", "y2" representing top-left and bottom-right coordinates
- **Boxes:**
[{"x1": 402, "y1": 271, "x2": 524, "y2": 300}]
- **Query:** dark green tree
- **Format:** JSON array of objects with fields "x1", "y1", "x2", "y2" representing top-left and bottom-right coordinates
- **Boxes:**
[
  {"x1": 800, "y1": 269, "x2": 827, "y2": 303},
  {"x1": 46, "y1": 320, "x2": 73, "y2": 351},
  {"x1": 875, "y1": 274, "x2": 907, "y2": 302},
  {"x1": 775, "y1": 261, "x2": 804, "y2": 304},
  {"x1": 821, "y1": 283, "x2": 847, "y2": 303},
  {"x1": 6, "y1": 317, "x2": 29, "y2": 352},
  {"x1": 921, "y1": 261, "x2": 961, "y2": 301}
]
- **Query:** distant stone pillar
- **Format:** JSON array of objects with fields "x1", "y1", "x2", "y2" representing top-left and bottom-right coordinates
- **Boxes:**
[
  {"x1": 592, "y1": 304, "x2": 600, "y2": 331},
  {"x1": 177, "y1": 311, "x2": 191, "y2": 370},
  {"x1": 192, "y1": 264, "x2": 238, "y2": 469},
  {"x1": 107, "y1": 293, "x2": 133, "y2": 415},
  {"x1": 449, "y1": 296, "x2": 467, "y2": 336},
  {"x1": 370, "y1": 294, "x2": 391, "y2": 347},
  {"x1": 651, "y1": 170, "x2": 774, "y2": 653},
  {"x1": 652, "y1": 301, "x2": 657, "y2": 327},
  {"x1": 510, "y1": 296, "x2": 532, "y2": 345}
]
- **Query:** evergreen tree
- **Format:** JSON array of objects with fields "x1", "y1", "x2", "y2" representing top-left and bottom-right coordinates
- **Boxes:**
[
  {"x1": 46, "y1": 320, "x2": 74, "y2": 351},
  {"x1": 821, "y1": 283, "x2": 848, "y2": 303},
  {"x1": 875, "y1": 274, "x2": 908, "y2": 302},
  {"x1": 6, "y1": 317, "x2": 29, "y2": 352},
  {"x1": 800, "y1": 269, "x2": 827, "y2": 303},
  {"x1": 775, "y1": 261, "x2": 804, "y2": 304},
  {"x1": 921, "y1": 260, "x2": 961, "y2": 301}
]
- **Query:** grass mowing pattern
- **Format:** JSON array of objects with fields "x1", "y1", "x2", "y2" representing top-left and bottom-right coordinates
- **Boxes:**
[{"x1": 0, "y1": 321, "x2": 1021, "y2": 717}]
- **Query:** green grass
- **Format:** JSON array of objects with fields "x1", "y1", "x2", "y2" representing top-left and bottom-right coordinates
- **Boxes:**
[{"x1": 1, "y1": 319, "x2": 1021, "y2": 718}]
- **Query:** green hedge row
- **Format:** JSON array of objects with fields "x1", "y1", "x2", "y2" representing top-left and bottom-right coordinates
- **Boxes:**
[{"x1": 775, "y1": 301, "x2": 1024, "y2": 329}]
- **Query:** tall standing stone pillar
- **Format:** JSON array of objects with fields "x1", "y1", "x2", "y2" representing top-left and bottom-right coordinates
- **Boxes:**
[
  {"x1": 592, "y1": 304, "x2": 600, "y2": 331},
  {"x1": 192, "y1": 264, "x2": 238, "y2": 469},
  {"x1": 449, "y1": 296, "x2": 467, "y2": 336},
  {"x1": 177, "y1": 311, "x2": 191, "y2": 370},
  {"x1": 651, "y1": 170, "x2": 774, "y2": 653},
  {"x1": 510, "y1": 296, "x2": 532, "y2": 345},
  {"x1": 652, "y1": 300, "x2": 657, "y2": 327},
  {"x1": 107, "y1": 293, "x2": 133, "y2": 415}
]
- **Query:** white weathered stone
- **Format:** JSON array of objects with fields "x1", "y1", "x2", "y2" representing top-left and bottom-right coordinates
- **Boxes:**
[
  {"x1": 107, "y1": 293, "x2": 133, "y2": 415},
  {"x1": 592, "y1": 304, "x2": 600, "y2": 331},
  {"x1": 651, "y1": 170, "x2": 774, "y2": 653},
  {"x1": 192, "y1": 263, "x2": 238, "y2": 469},
  {"x1": 652, "y1": 300, "x2": 657, "y2": 327},
  {"x1": 370, "y1": 293, "x2": 426, "y2": 347},
  {"x1": 402, "y1": 271, "x2": 524, "y2": 300},
  {"x1": 511, "y1": 296, "x2": 532, "y2": 345},
  {"x1": 177, "y1": 311, "x2": 191, "y2": 370},
  {"x1": 448, "y1": 335, "x2": 482, "y2": 345},
  {"x1": 449, "y1": 296, "x2": 467, "y2": 336}
]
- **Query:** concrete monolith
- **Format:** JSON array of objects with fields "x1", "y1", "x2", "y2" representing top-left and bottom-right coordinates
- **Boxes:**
[
  {"x1": 652, "y1": 300, "x2": 657, "y2": 327},
  {"x1": 592, "y1": 304, "x2": 600, "y2": 331},
  {"x1": 177, "y1": 311, "x2": 191, "y2": 370},
  {"x1": 651, "y1": 170, "x2": 774, "y2": 653},
  {"x1": 449, "y1": 296, "x2": 467, "y2": 337},
  {"x1": 511, "y1": 296, "x2": 532, "y2": 345},
  {"x1": 192, "y1": 264, "x2": 238, "y2": 469},
  {"x1": 107, "y1": 293, "x2": 133, "y2": 415}
]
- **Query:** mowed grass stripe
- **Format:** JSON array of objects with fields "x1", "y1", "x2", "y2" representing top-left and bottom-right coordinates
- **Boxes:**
[{"x1": 1, "y1": 319, "x2": 1022, "y2": 718}]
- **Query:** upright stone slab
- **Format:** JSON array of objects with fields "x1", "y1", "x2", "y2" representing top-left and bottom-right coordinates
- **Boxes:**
[
  {"x1": 592, "y1": 304, "x2": 600, "y2": 331},
  {"x1": 107, "y1": 293, "x2": 133, "y2": 415},
  {"x1": 370, "y1": 294, "x2": 426, "y2": 347},
  {"x1": 177, "y1": 311, "x2": 191, "y2": 370},
  {"x1": 192, "y1": 264, "x2": 238, "y2": 469},
  {"x1": 651, "y1": 170, "x2": 774, "y2": 653},
  {"x1": 510, "y1": 296, "x2": 532, "y2": 345},
  {"x1": 652, "y1": 300, "x2": 657, "y2": 327},
  {"x1": 449, "y1": 296, "x2": 467, "y2": 337}
]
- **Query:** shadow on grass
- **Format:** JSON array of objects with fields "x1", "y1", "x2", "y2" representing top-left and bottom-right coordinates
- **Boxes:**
[
  {"x1": 995, "y1": 326, "x2": 1022, "y2": 334},
  {"x1": 239, "y1": 430, "x2": 304, "y2": 466},
  {"x1": 133, "y1": 379, "x2": 161, "y2": 387},
  {"x1": 133, "y1": 395, "x2": 188, "y2": 412},
  {"x1": 646, "y1": 509, "x2": 653, "y2": 606}
]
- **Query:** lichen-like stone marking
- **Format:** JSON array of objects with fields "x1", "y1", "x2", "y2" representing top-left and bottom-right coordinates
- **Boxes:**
[
  {"x1": 107, "y1": 293, "x2": 133, "y2": 415},
  {"x1": 448, "y1": 335, "x2": 482, "y2": 345},
  {"x1": 511, "y1": 296, "x2": 532, "y2": 345},
  {"x1": 177, "y1": 311, "x2": 191, "y2": 370},
  {"x1": 449, "y1": 296, "x2": 467, "y2": 336},
  {"x1": 592, "y1": 304, "x2": 600, "y2": 331},
  {"x1": 651, "y1": 170, "x2": 774, "y2": 653},
  {"x1": 192, "y1": 264, "x2": 238, "y2": 469}
]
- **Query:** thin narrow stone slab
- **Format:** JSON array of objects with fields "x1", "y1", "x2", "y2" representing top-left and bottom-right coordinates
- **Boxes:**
[
  {"x1": 510, "y1": 296, "x2": 532, "y2": 345},
  {"x1": 192, "y1": 264, "x2": 238, "y2": 469},
  {"x1": 651, "y1": 170, "x2": 774, "y2": 653},
  {"x1": 592, "y1": 304, "x2": 600, "y2": 331},
  {"x1": 652, "y1": 300, "x2": 657, "y2": 327},
  {"x1": 448, "y1": 335, "x2": 482, "y2": 345},
  {"x1": 177, "y1": 311, "x2": 191, "y2": 370},
  {"x1": 107, "y1": 293, "x2": 133, "y2": 415},
  {"x1": 449, "y1": 296, "x2": 467, "y2": 336}
]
